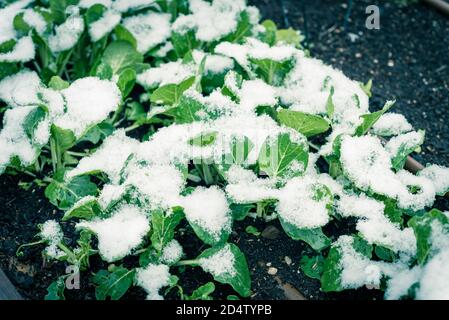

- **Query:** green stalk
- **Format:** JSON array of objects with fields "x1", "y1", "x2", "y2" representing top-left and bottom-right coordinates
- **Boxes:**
[
  {"x1": 175, "y1": 259, "x2": 200, "y2": 267},
  {"x1": 202, "y1": 163, "x2": 214, "y2": 186},
  {"x1": 50, "y1": 137, "x2": 58, "y2": 172},
  {"x1": 16, "y1": 240, "x2": 45, "y2": 257}
]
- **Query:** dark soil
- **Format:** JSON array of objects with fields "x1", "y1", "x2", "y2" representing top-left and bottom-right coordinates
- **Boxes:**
[{"x1": 1, "y1": 0, "x2": 449, "y2": 300}]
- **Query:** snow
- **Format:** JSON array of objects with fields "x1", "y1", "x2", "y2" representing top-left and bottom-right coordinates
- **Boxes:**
[
  {"x1": 0, "y1": 70, "x2": 41, "y2": 107},
  {"x1": 112, "y1": 0, "x2": 158, "y2": 13},
  {"x1": 340, "y1": 135, "x2": 436, "y2": 211},
  {"x1": 192, "y1": 50, "x2": 235, "y2": 74},
  {"x1": 135, "y1": 263, "x2": 171, "y2": 300},
  {"x1": 276, "y1": 176, "x2": 331, "y2": 229},
  {"x1": 199, "y1": 243, "x2": 236, "y2": 277},
  {"x1": 180, "y1": 186, "x2": 232, "y2": 240},
  {"x1": 0, "y1": 0, "x2": 32, "y2": 43},
  {"x1": 54, "y1": 77, "x2": 121, "y2": 138},
  {"x1": 23, "y1": 9, "x2": 47, "y2": 34},
  {"x1": 385, "y1": 266, "x2": 421, "y2": 300},
  {"x1": 0, "y1": 36, "x2": 35, "y2": 63},
  {"x1": 337, "y1": 193, "x2": 416, "y2": 254},
  {"x1": 76, "y1": 204, "x2": 150, "y2": 262},
  {"x1": 136, "y1": 60, "x2": 195, "y2": 89},
  {"x1": 419, "y1": 164, "x2": 449, "y2": 196},
  {"x1": 97, "y1": 184, "x2": 126, "y2": 209},
  {"x1": 48, "y1": 9, "x2": 85, "y2": 53},
  {"x1": 161, "y1": 239, "x2": 183, "y2": 264},
  {"x1": 88, "y1": 9, "x2": 121, "y2": 42},
  {"x1": 172, "y1": 0, "x2": 247, "y2": 42},
  {"x1": 238, "y1": 79, "x2": 277, "y2": 113},
  {"x1": 78, "y1": 0, "x2": 112, "y2": 8},
  {"x1": 40, "y1": 220, "x2": 64, "y2": 259},
  {"x1": 66, "y1": 130, "x2": 139, "y2": 183},
  {"x1": 385, "y1": 130, "x2": 424, "y2": 159},
  {"x1": 372, "y1": 113, "x2": 413, "y2": 136},
  {"x1": 122, "y1": 12, "x2": 171, "y2": 54}
]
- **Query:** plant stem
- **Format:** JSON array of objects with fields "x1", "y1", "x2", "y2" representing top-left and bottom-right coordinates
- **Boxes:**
[
  {"x1": 202, "y1": 163, "x2": 214, "y2": 185},
  {"x1": 110, "y1": 102, "x2": 125, "y2": 124},
  {"x1": 58, "y1": 242, "x2": 77, "y2": 263},
  {"x1": 66, "y1": 150, "x2": 89, "y2": 157},
  {"x1": 124, "y1": 123, "x2": 141, "y2": 133},
  {"x1": 16, "y1": 240, "x2": 45, "y2": 257},
  {"x1": 175, "y1": 259, "x2": 200, "y2": 267},
  {"x1": 50, "y1": 137, "x2": 58, "y2": 172}
]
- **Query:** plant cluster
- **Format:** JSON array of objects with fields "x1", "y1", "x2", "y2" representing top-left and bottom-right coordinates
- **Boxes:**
[{"x1": 1, "y1": 0, "x2": 449, "y2": 300}]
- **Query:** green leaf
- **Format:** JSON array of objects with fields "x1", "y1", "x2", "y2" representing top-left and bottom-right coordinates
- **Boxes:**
[
  {"x1": 114, "y1": 25, "x2": 137, "y2": 49},
  {"x1": 23, "y1": 106, "x2": 47, "y2": 141},
  {"x1": 198, "y1": 243, "x2": 251, "y2": 297},
  {"x1": 63, "y1": 198, "x2": 102, "y2": 221},
  {"x1": 48, "y1": 76, "x2": 70, "y2": 90},
  {"x1": 171, "y1": 30, "x2": 198, "y2": 58},
  {"x1": 85, "y1": 4, "x2": 106, "y2": 25},
  {"x1": 299, "y1": 255, "x2": 325, "y2": 280},
  {"x1": 117, "y1": 68, "x2": 136, "y2": 98},
  {"x1": 100, "y1": 40, "x2": 144, "y2": 76},
  {"x1": 126, "y1": 101, "x2": 146, "y2": 123},
  {"x1": 354, "y1": 100, "x2": 395, "y2": 136},
  {"x1": 150, "y1": 209, "x2": 184, "y2": 253},
  {"x1": 321, "y1": 245, "x2": 343, "y2": 292},
  {"x1": 224, "y1": 10, "x2": 252, "y2": 43},
  {"x1": 258, "y1": 132, "x2": 308, "y2": 178},
  {"x1": 168, "y1": 94, "x2": 204, "y2": 123},
  {"x1": 186, "y1": 282, "x2": 215, "y2": 300},
  {"x1": 0, "y1": 62, "x2": 19, "y2": 81},
  {"x1": 245, "y1": 225, "x2": 261, "y2": 237},
  {"x1": 261, "y1": 20, "x2": 277, "y2": 46},
  {"x1": 79, "y1": 122, "x2": 114, "y2": 145},
  {"x1": 230, "y1": 203, "x2": 254, "y2": 221},
  {"x1": 249, "y1": 57, "x2": 295, "y2": 86},
  {"x1": 13, "y1": 13, "x2": 31, "y2": 36},
  {"x1": 276, "y1": 28, "x2": 304, "y2": 48},
  {"x1": 408, "y1": 209, "x2": 449, "y2": 264},
  {"x1": 352, "y1": 235, "x2": 373, "y2": 258},
  {"x1": 221, "y1": 71, "x2": 243, "y2": 102},
  {"x1": 278, "y1": 109, "x2": 330, "y2": 138},
  {"x1": 374, "y1": 245, "x2": 396, "y2": 262},
  {"x1": 279, "y1": 217, "x2": 331, "y2": 251},
  {"x1": 45, "y1": 277, "x2": 66, "y2": 300},
  {"x1": 49, "y1": 0, "x2": 79, "y2": 24},
  {"x1": 360, "y1": 79, "x2": 373, "y2": 98},
  {"x1": 390, "y1": 130, "x2": 425, "y2": 171},
  {"x1": 325, "y1": 87, "x2": 335, "y2": 119},
  {"x1": 92, "y1": 265, "x2": 135, "y2": 300},
  {"x1": 188, "y1": 131, "x2": 217, "y2": 147},
  {"x1": 51, "y1": 125, "x2": 76, "y2": 152},
  {"x1": 188, "y1": 218, "x2": 231, "y2": 246},
  {"x1": 151, "y1": 76, "x2": 195, "y2": 106},
  {"x1": 45, "y1": 173, "x2": 98, "y2": 210}
]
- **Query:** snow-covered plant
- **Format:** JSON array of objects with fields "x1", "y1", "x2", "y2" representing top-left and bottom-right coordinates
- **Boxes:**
[{"x1": 2, "y1": 0, "x2": 449, "y2": 300}]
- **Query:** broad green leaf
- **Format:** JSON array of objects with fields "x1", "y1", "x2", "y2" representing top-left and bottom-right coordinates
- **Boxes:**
[
  {"x1": 23, "y1": 106, "x2": 47, "y2": 142},
  {"x1": 278, "y1": 109, "x2": 330, "y2": 138},
  {"x1": 390, "y1": 130, "x2": 425, "y2": 171},
  {"x1": 188, "y1": 131, "x2": 217, "y2": 146},
  {"x1": 276, "y1": 28, "x2": 304, "y2": 48},
  {"x1": 186, "y1": 282, "x2": 215, "y2": 300},
  {"x1": 261, "y1": 20, "x2": 277, "y2": 45},
  {"x1": 168, "y1": 94, "x2": 204, "y2": 123},
  {"x1": 171, "y1": 30, "x2": 198, "y2": 58},
  {"x1": 63, "y1": 198, "x2": 102, "y2": 221},
  {"x1": 117, "y1": 68, "x2": 136, "y2": 98},
  {"x1": 79, "y1": 122, "x2": 114, "y2": 145},
  {"x1": 352, "y1": 235, "x2": 373, "y2": 258},
  {"x1": 100, "y1": 40, "x2": 143, "y2": 75},
  {"x1": 92, "y1": 265, "x2": 135, "y2": 300},
  {"x1": 150, "y1": 209, "x2": 184, "y2": 253},
  {"x1": 408, "y1": 209, "x2": 449, "y2": 264},
  {"x1": 85, "y1": 4, "x2": 106, "y2": 25},
  {"x1": 51, "y1": 125, "x2": 76, "y2": 152},
  {"x1": 249, "y1": 57, "x2": 295, "y2": 86},
  {"x1": 150, "y1": 76, "x2": 195, "y2": 106},
  {"x1": 230, "y1": 203, "x2": 254, "y2": 221},
  {"x1": 48, "y1": 76, "x2": 69, "y2": 90},
  {"x1": 354, "y1": 100, "x2": 395, "y2": 136},
  {"x1": 320, "y1": 245, "x2": 343, "y2": 292},
  {"x1": 45, "y1": 173, "x2": 98, "y2": 210},
  {"x1": 258, "y1": 132, "x2": 308, "y2": 178},
  {"x1": 374, "y1": 245, "x2": 396, "y2": 262},
  {"x1": 188, "y1": 218, "x2": 231, "y2": 246},
  {"x1": 299, "y1": 255, "x2": 325, "y2": 280},
  {"x1": 114, "y1": 25, "x2": 137, "y2": 48},
  {"x1": 279, "y1": 217, "x2": 331, "y2": 251},
  {"x1": 13, "y1": 13, "x2": 31, "y2": 36},
  {"x1": 198, "y1": 243, "x2": 251, "y2": 297},
  {"x1": 0, "y1": 62, "x2": 19, "y2": 81},
  {"x1": 126, "y1": 101, "x2": 146, "y2": 123},
  {"x1": 224, "y1": 11, "x2": 252, "y2": 43},
  {"x1": 45, "y1": 277, "x2": 66, "y2": 300},
  {"x1": 49, "y1": 0, "x2": 79, "y2": 24}
]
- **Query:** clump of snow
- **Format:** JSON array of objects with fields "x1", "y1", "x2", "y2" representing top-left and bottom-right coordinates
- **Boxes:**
[
  {"x1": 372, "y1": 113, "x2": 413, "y2": 136},
  {"x1": 136, "y1": 60, "x2": 195, "y2": 89},
  {"x1": 161, "y1": 239, "x2": 183, "y2": 264},
  {"x1": 122, "y1": 12, "x2": 171, "y2": 54},
  {"x1": 88, "y1": 9, "x2": 121, "y2": 42},
  {"x1": 180, "y1": 186, "x2": 232, "y2": 240},
  {"x1": 385, "y1": 130, "x2": 424, "y2": 159},
  {"x1": 337, "y1": 193, "x2": 416, "y2": 254},
  {"x1": 23, "y1": 9, "x2": 47, "y2": 34},
  {"x1": 66, "y1": 130, "x2": 139, "y2": 183},
  {"x1": 78, "y1": 0, "x2": 112, "y2": 8},
  {"x1": 76, "y1": 204, "x2": 150, "y2": 262},
  {"x1": 172, "y1": 0, "x2": 247, "y2": 42},
  {"x1": 238, "y1": 79, "x2": 277, "y2": 113},
  {"x1": 54, "y1": 77, "x2": 121, "y2": 138},
  {"x1": 276, "y1": 176, "x2": 331, "y2": 229},
  {"x1": 0, "y1": 36, "x2": 35, "y2": 63},
  {"x1": 48, "y1": 9, "x2": 85, "y2": 53},
  {"x1": 135, "y1": 263, "x2": 171, "y2": 300},
  {"x1": 0, "y1": 70, "x2": 41, "y2": 107},
  {"x1": 112, "y1": 0, "x2": 158, "y2": 12},
  {"x1": 418, "y1": 164, "x2": 449, "y2": 196},
  {"x1": 192, "y1": 50, "x2": 235, "y2": 74},
  {"x1": 0, "y1": 0, "x2": 32, "y2": 43},
  {"x1": 40, "y1": 220, "x2": 64, "y2": 259},
  {"x1": 199, "y1": 244, "x2": 236, "y2": 277}
]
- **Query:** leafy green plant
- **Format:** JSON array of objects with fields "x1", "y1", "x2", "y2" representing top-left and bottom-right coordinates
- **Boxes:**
[{"x1": 1, "y1": 0, "x2": 448, "y2": 301}]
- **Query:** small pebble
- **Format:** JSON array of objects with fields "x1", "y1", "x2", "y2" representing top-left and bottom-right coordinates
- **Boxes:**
[
  {"x1": 284, "y1": 256, "x2": 292, "y2": 265},
  {"x1": 387, "y1": 60, "x2": 395, "y2": 67},
  {"x1": 268, "y1": 267, "x2": 278, "y2": 275}
]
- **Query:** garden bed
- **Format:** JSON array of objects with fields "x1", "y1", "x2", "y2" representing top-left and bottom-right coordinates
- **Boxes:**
[{"x1": 1, "y1": 0, "x2": 449, "y2": 300}]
